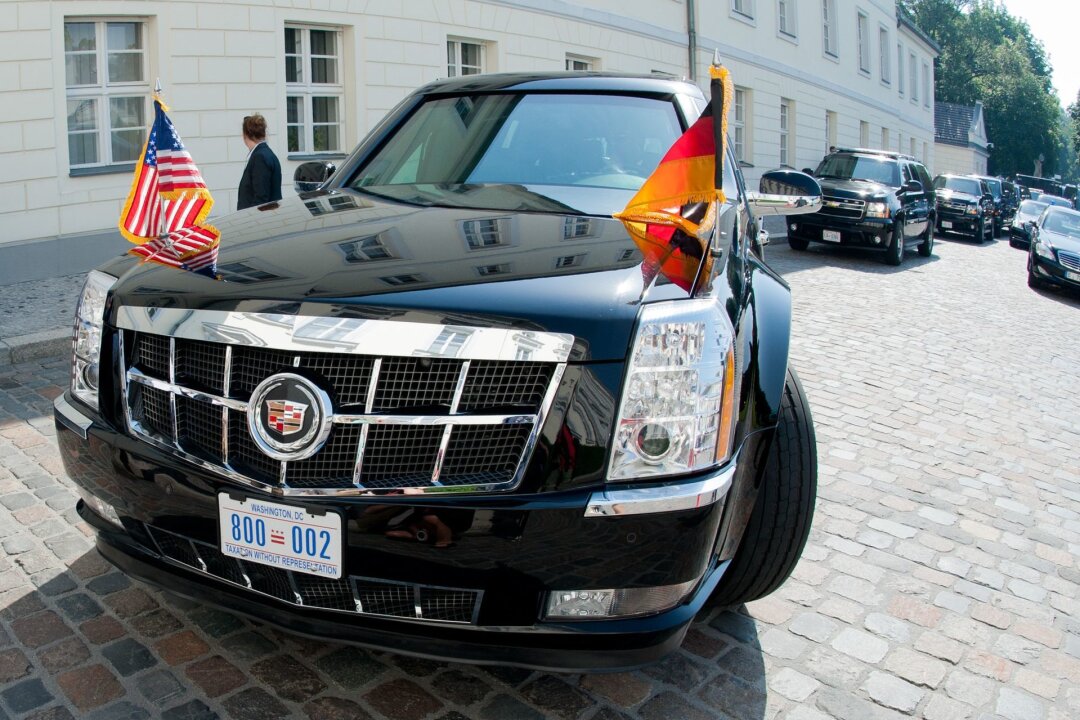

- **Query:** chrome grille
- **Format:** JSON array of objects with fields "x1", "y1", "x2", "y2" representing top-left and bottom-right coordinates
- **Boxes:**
[
  {"x1": 118, "y1": 311, "x2": 569, "y2": 497},
  {"x1": 145, "y1": 525, "x2": 482, "y2": 623},
  {"x1": 1058, "y1": 250, "x2": 1080, "y2": 272},
  {"x1": 819, "y1": 195, "x2": 866, "y2": 220}
]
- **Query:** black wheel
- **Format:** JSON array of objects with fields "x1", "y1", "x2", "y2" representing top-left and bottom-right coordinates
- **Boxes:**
[
  {"x1": 981, "y1": 216, "x2": 992, "y2": 243},
  {"x1": 708, "y1": 368, "x2": 817, "y2": 608},
  {"x1": 788, "y1": 235, "x2": 810, "y2": 251},
  {"x1": 918, "y1": 218, "x2": 934, "y2": 257},
  {"x1": 885, "y1": 227, "x2": 904, "y2": 266},
  {"x1": 1028, "y1": 262, "x2": 1046, "y2": 290}
]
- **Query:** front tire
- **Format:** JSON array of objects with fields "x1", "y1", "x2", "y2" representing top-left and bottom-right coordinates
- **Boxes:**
[
  {"x1": 885, "y1": 227, "x2": 904, "y2": 266},
  {"x1": 708, "y1": 369, "x2": 817, "y2": 608},
  {"x1": 788, "y1": 235, "x2": 810, "y2": 251},
  {"x1": 918, "y1": 218, "x2": 934, "y2": 257}
]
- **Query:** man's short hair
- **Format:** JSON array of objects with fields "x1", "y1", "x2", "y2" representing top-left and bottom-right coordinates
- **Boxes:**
[{"x1": 243, "y1": 114, "x2": 268, "y2": 141}]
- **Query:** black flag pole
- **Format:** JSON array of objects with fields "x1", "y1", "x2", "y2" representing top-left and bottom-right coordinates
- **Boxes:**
[{"x1": 711, "y1": 49, "x2": 725, "y2": 191}]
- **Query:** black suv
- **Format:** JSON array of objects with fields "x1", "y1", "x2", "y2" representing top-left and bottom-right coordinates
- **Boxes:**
[
  {"x1": 970, "y1": 175, "x2": 1006, "y2": 235},
  {"x1": 933, "y1": 174, "x2": 994, "y2": 242},
  {"x1": 788, "y1": 147, "x2": 935, "y2": 265},
  {"x1": 55, "y1": 73, "x2": 822, "y2": 671}
]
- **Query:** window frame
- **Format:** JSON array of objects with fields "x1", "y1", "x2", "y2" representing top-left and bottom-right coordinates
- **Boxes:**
[
  {"x1": 733, "y1": 86, "x2": 749, "y2": 163},
  {"x1": 284, "y1": 24, "x2": 345, "y2": 156},
  {"x1": 565, "y1": 54, "x2": 597, "y2": 71},
  {"x1": 731, "y1": 0, "x2": 756, "y2": 22},
  {"x1": 879, "y1": 26, "x2": 891, "y2": 84},
  {"x1": 856, "y1": 11, "x2": 870, "y2": 75},
  {"x1": 777, "y1": 0, "x2": 797, "y2": 39},
  {"x1": 897, "y1": 43, "x2": 905, "y2": 96},
  {"x1": 859, "y1": 120, "x2": 869, "y2": 147},
  {"x1": 825, "y1": 110, "x2": 837, "y2": 154},
  {"x1": 64, "y1": 18, "x2": 150, "y2": 171},
  {"x1": 447, "y1": 38, "x2": 487, "y2": 77},
  {"x1": 822, "y1": 0, "x2": 838, "y2": 58},
  {"x1": 909, "y1": 52, "x2": 918, "y2": 104},
  {"x1": 779, "y1": 98, "x2": 793, "y2": 167},
  {"x1": 922, "y1": 61, "x2": 930, "y2": 108}
]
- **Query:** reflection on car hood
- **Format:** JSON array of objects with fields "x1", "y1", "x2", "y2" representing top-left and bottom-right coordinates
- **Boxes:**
[
  {"x1": 936, "y1": 189, "x2": 978, "y2": 204},
  {"x1": 1043, "y1": 229, "x2": 1080, "y2": 254},
  {"x1": 105, "y1": 191, "x2": 679, "y2": 361},
  {"x1": 815, "y1": 177, "x2": 891, "y2": 201}
]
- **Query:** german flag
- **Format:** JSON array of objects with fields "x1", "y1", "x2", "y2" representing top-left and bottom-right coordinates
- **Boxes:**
[{"x1": 614, "y1": 61, "x2": 734, "y2": 291}]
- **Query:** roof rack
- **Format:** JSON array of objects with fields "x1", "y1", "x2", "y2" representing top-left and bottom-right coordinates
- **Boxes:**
[{"x1": 832, "y1": 147, "x2": 916, "y2": 161}]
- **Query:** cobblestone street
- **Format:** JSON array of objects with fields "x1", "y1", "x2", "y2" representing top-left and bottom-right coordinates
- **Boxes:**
[{"x1": 1, "y1": 233, "x2": 1079, "y2": 720}]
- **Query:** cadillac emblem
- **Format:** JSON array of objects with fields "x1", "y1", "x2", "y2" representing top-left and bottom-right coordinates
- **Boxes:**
[{"x1": 247, "y1": 373, "x2": 333, "y2": 461}]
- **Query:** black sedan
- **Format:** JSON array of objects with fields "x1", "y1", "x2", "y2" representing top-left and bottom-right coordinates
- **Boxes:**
[
  {"x1": 1008, "y1": 199, "x2": 1048, "y2": 249},
  {"x1": 1028, "y1": 206, "x2": 1080, "y2": 291},
  {"x1": 54, "y1": 72, "x2": 823, "y2": 670}
]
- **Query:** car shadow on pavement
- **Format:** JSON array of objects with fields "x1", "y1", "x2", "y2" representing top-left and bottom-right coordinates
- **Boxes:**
[
  {"x1": 1027, "y1": 283, "x2": 1080, "y2": 308},
  {"x1": 1, "y1": 548, "x2": 767, "y2": 719},
  {"x1": 764, "y1": 243, "x2": 941, "y2": 277}
]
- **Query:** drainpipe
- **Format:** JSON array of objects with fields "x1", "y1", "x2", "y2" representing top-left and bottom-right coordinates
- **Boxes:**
[{"x1": 687, "y1": 0, "x2": 697, "y2": 81}]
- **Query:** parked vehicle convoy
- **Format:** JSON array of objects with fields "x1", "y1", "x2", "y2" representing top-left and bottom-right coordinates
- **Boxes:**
[
  {"x1": 789, "y1": 147, "x2": 934, "y2": 265},
  {"x1": 1008, "y1": 200, "x2": 1049, "y2": 249},
  {"x1": 1000, "y1": 180, "x2": 1019, "y2": 223},
  {"x1": 932, "y1": 174, "x2": 994, "y2": 242},
  {"x1": 1028, "y1": 206, "x2": 1080, "y2": 292},
  {"x1": 54, "y1": 73, "x2": 824, "y2": 671}
]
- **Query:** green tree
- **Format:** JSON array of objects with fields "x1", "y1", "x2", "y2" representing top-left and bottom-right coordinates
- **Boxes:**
[{"x1": 901, "y1": 0, "x2": 1067, "y2": 178}]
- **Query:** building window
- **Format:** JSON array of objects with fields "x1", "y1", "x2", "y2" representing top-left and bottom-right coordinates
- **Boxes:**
[
  {"x1": 822, "y1": 0, "x2": 838, "y2": 57},
  {"x1": 448, "y1": 39, "x2": 485, "y2": 77},
  {"x1": 897, "y1": 44, "x2": 905, "y2": 95},
  {"x1": 732, "y1": 0, "x2": 755, "y2": 20},
  {"x1": 909, "y1": 52, "x2": 918, "y2": 103},
  {"x1": 426, "y1": 328, "x2": 472, "y2": 356},
  {"x1": 565, "y1": 55, "x2": 596, "y2": 71},
  {"x1": 64, "y1": 19, "x2": 149, "y2": 168},
  {"x1": 778, "y1": 0, "x2": 796, "y2": 38},
  {"x1": 555, "y1": 254, "x2": 585, "y2": 269},
  {"x1": 285, "y1": 26, "x2": 344, "y2": 154},
  {"x1": 338, "y1": 234, "x2": 395, "y2": 263},
  {"x1": 922, "y1": 141, "x2": 928, "y2": 163},
  {"x1": 381, "y1": 273, "x2": 425, "y2": 286},
  {"x1": 879, "y1": 28, "x2": 890, "y2": 83},
  {"x1": 217, "y1": 261, "x2": 283, "y2": 284},
  {"x1": 563, "y1": 217, "x2": 595, "y2": 240},
  {"x1": 825, "y1": 110, "x2": 837, "y2": 153},
  {"x1": 922, "y1": 62, "x2": 930, "y2": 107},
  {"x1": 779, "y1": 98, "x2": 792, "y2": 167},
  {"x1": 462, "y1": 218, "x2": 505, "y2": 249},
  {"x1": 734, "y1": 87, "x2": 748, "y2": 162},
  {"x1": 859, "y1": 120, "x2": 869, "y2": 147},
  {"x1": 881, "y1": 127, "x2": 889, "y2": 151},
  {"x1": 856, "y1": 12, "x2": 870, "y2": 73},
  {"x1": 910, "y1": 137, "x2": 917, "y2": 157},
  {"x1": 476, "y1": 263, "x2": 511, "y2": 276}
]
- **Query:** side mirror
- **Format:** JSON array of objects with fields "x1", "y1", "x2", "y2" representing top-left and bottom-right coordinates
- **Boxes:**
[
  {"x1": 294, "y1": 161, "x2": 336, "y2": 194},
  {"x1": 746, "y1": 169, "x2": 822, "y2": 217},
  {"x1": 903, "y1": 179, "x2": 923, "y2": 193},
  {"x1": 801, "y1": 168, "x2": 815, "y2": 175},
  {"x1": 982, "y1": 193, "x2": 994, "y2": 204}
]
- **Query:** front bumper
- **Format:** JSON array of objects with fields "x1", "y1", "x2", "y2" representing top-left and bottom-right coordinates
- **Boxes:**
[
  {"x1": 789, "y1": 214, "x2": 894, "y2": 249},
  {"x1": 56, "y1": 393, "x2": 744, "y2": 671},
  {"x1": 1030, "y1": 251, "x2": 1080, "y2": 290}
]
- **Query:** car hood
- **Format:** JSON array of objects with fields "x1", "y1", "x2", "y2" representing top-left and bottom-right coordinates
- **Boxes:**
[
  {"x1": 936, "y1": 189, "x2": 979, "y2": 204},
  {"x1": 104, "y1": 191, "x2": 685, "y2": 361},
  {"x1": 815, "y1": 177, "x2": 891, "y2": 201},
  {"x1": 1044, "y1": 229, "x2": 1080, "y2": 254}
]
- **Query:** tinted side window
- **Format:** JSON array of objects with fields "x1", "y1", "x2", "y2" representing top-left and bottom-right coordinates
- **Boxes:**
[{"x1": 914, "y1": 164, "x2": 933, "y2": 190}]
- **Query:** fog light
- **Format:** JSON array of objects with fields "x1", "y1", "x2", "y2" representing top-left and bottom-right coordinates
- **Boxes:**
[
  {"x1": 635, "y1": 423, "x2": 672, "y2": 462},
  {"x1": 82, "y1": 493, "x2": 122, "y2": 529},
  {"x1": 789, "y1": 223, "x2": 797, "y2": 232},
  {"x1": 544, "y1": 578, "x2": 698, "y2": 620}
]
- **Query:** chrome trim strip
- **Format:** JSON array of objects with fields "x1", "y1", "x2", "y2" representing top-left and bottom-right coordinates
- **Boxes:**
[
  {"x1": 431, "y1": 426, "x2": 453, "y2": 485},
  {"x1": 508, "y1": 363, "x2": 567, "y2": 487},
  {"x1": 53, "y1": 395, "x2": 92, "y2": 440},
  {"x1": 115, "y1": 306, "x2": 575, "y2": 363},
  {"x1": 168, "y1": 338, "x2": 178, "y2": 443},
  {"x1": 222, "y1": 346, "x2": 232, "y2": 464},
  {"x1": 127, "y1": 369, "x2": 248, "y2": 411},
  {"x1": 119, "y1": 331, "x2": 134, "y2": 438},
  {"x1": 583, "y1": 465, "x2": 736, "y2": 517},
  {"x1": 449, "y1": 360, "x2": 469, "y2": 414},
  {"x1": 332, "y1": 413, "x2": 536, "y2": 426},
  {"x1": 745, "y1": 193, "x2": 822, "y2": 217}
]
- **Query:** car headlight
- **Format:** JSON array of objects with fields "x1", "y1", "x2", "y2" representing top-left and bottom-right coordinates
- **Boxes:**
[
  {"x1": 966, "y1": 206, "x2": 979, "y2": 215},
  {"x1": 865, "y1": 202, "x2": 889, "y2": 218},
  {"x1": 71, "y1": 270, "x2": 116, "y2": 410},
  {"x1": 607, "y1": 299, "x2": 737, "y2": 481},
  {"x1": 1034, "y1": 236, "x2": 1056, "y2": 261}
]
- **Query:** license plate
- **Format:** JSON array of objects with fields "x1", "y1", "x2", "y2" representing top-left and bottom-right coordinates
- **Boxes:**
[
  {"x1": 941, "y1": 220, "x2": 952, "y2": 229},
  {"x1": 1067, "y1": 271, "x2": 1080, "y2": 283},
  {"x1": 822, "y1": 229, "x2": 841, "y2": 243},
  {"x1": 218, "y1": 494, "x2": 343, "y2": 579}
]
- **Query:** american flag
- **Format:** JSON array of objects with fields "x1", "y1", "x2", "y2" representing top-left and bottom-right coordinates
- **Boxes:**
[{"x1": 119, "y1": 96, "x2": 220, "y2": 276}]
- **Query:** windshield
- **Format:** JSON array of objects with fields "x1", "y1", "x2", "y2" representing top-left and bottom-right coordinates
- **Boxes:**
[
  {"x1": 1042, "y1": 209, "x2": 1080, "y2": 237},
  {"x1": 1042, "y1": 195, "x2": 1071, "y2": 208},
  {"x1": 346, "y1": 93, "x2": 685, "y2": 213},
  {"x1": 814, "y1": 155, "x2": 900, "y2": 186},
  {"x1": 982, "y1": 178, "x2": 1001, "y2": 198},
  {"x1": 1018, "y1": 200, "x2": 1048, "y2": 216},
  {"x1": 934, "y1": 176, "x2": 981, "y2": 195}
]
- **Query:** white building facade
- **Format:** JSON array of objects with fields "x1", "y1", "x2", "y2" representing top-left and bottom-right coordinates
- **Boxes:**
[{"x1": 0, "y1": 0, "x2": 937, "y2": 279}]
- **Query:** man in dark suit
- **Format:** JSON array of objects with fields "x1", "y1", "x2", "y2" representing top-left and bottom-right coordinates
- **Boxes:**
[{"x1": 238, "y1": 114, "x2": 282, "y2": 210}]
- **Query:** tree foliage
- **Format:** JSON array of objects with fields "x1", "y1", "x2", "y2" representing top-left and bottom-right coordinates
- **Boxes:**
[{"x1": 900, "y1": 0, "x2": 1072, "y2": 179}]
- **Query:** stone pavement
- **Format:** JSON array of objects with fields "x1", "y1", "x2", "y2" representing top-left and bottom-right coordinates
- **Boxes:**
[{"x1": 1, "y1": 233, "x2": 1079, "y2": 719}]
